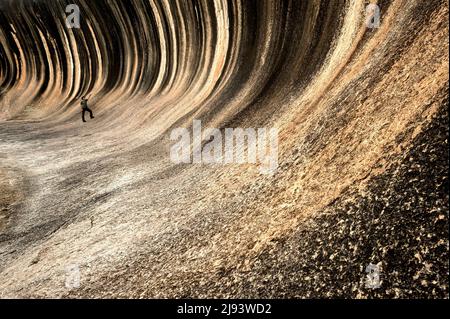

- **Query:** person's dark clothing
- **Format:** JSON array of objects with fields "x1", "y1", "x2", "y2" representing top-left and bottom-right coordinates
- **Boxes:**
[
  {"x1": 81, "y1": 99, "x2": 94, "y2": 122},
  {"x1": 82, "y1": 108, "x2": 94, "y2": 122}
]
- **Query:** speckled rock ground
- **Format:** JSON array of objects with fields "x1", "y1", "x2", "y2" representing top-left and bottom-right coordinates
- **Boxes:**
[
  {"x1": 233, "y1": 101, "x2": 449, "y2": 299},
  {"x1": 78, "y1": 94, "x2": 447, "y2": 299}
]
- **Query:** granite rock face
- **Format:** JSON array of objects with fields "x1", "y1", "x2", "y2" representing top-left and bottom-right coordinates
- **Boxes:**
[
  {"x1": 0, "y1": 0, "x2": 448, "y2": 298},
  {"x1": 232, "y1": 102, "x2": 449, "y2": 299}
]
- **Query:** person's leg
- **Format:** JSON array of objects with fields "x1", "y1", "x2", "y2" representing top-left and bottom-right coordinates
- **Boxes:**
[
  {"x1": 87, "y1": 108, "x2": 94, "y2": 119},
  {"x1": 82, "y1": 109, "x2": 87, "y2": 122}
]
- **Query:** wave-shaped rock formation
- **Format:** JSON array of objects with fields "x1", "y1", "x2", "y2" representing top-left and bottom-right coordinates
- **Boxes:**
[{"x1": 0, "y1": 0, "x2": 448, "y2": 298}]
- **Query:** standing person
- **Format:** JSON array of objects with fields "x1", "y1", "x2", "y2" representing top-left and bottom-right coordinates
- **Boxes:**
[{"x1": 81, "y1": 95, "x2": 94, "y2": 122}]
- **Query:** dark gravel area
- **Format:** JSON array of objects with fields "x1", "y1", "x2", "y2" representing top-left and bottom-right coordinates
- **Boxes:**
[{"x1": 242, "y1": 102, "x2": 449, "y2": 298}]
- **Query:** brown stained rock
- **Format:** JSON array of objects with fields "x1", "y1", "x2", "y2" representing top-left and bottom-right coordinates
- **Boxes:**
[{"x1": 0, "y1": 0, "x2": 448, "y2": 298}]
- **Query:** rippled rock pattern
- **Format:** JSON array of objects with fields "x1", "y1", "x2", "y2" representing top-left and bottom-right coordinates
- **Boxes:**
[{"x1": 0, "y1": 0, "x2": 448, "y2": 298}]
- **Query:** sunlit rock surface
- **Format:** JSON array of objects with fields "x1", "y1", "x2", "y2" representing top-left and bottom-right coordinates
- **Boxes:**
[{"x1": 0, "y1": 0, "x2": 448, "y2": 298}]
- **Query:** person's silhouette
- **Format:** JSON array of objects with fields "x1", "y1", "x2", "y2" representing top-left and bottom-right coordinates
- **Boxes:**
[{"x1": 81, "y1": 96, "x2": 94, "y2": 122}]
